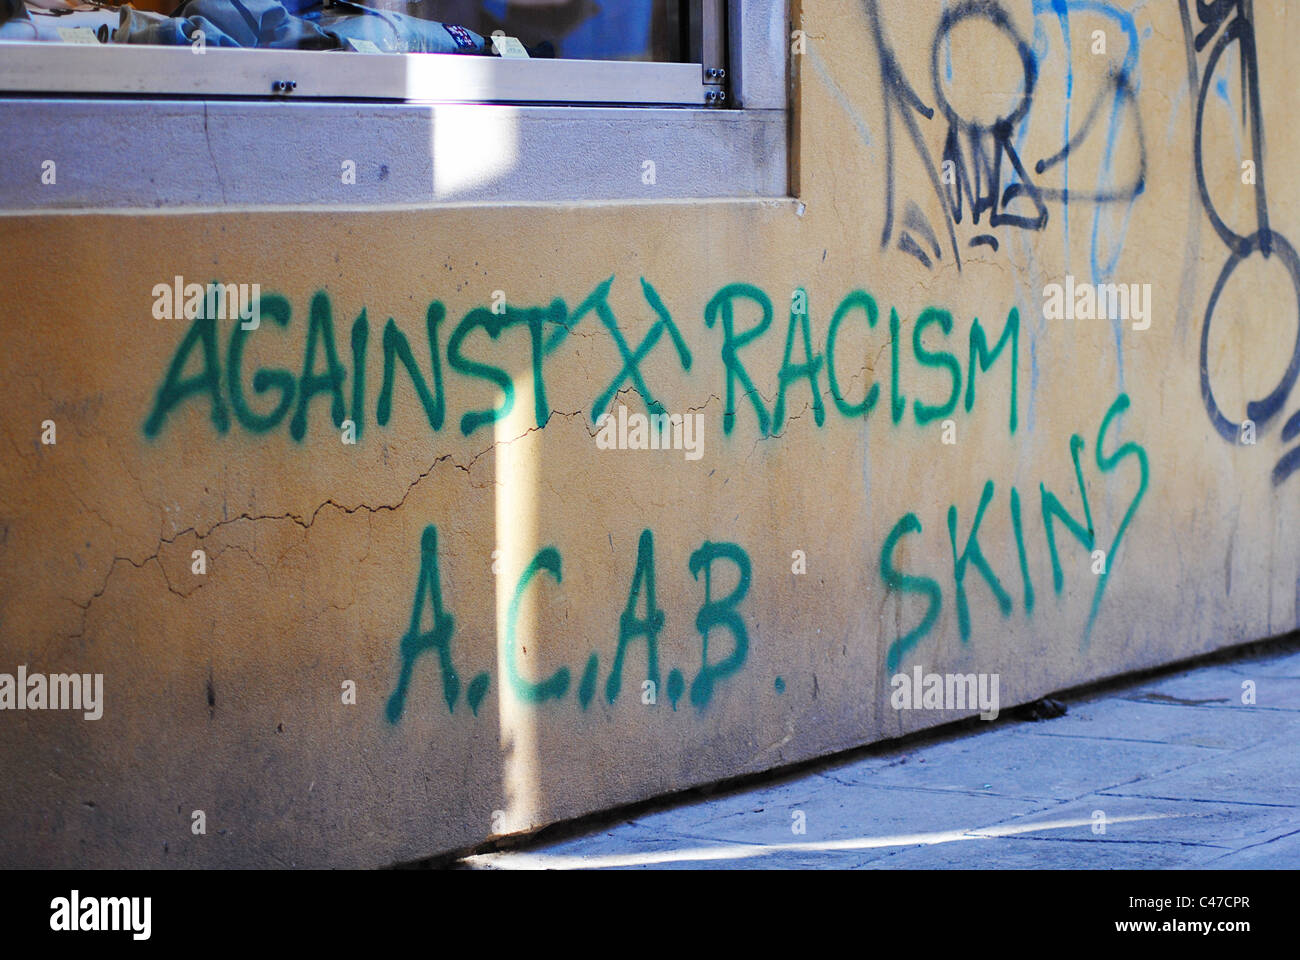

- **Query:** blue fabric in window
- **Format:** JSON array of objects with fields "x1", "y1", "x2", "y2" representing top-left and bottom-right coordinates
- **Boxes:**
[
  {"x1": 110, "y1": 0, "x2": 487, "y2": 53},
  {"x1": 559, "y1": 2, "x2": 652, "y2": 60}
]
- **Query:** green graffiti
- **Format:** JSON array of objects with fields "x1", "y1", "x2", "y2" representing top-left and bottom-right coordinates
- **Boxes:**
[
  {"x1": 948, "y1": 478, "x2": 1013, "y2": 643},
  {"x1": 141, "y1": 280, "x2": 1134, "y2": 712},
  {"x1": 444, "y1": 295, "x2": 571, "y2": 438},
  {"x1": 578, "y1": 653, "x2": 599, "y2": 710},
  {"x1": 1041, "y1": 434, "x2": 1096, "y2": 594},
  {"x1": 825, "y1": 290, "x2": 881, "y2": 418},
  {"x1": 687, "y1": 541, "x2": 752, "y2": 709},
  {"x1": 591, "y1": 277, "x2": 692, "y2": 420},
  {"x1": 771, "y1": 287, "x2": 826, "y2": 434},
  {"x1": 667, "y1": 668, "x2": 684, "y2": 711},
  {"x1": 967, "y1": 307, "x2": 1019, "y2": 434},
  {"x1": 376, "y1": 302, "x2": 446, "y2": 432},
  {"x1": 912, "y1": 308, "x2": 961, "y2": 425},
  {"x1": 881, "y1": 513, "x2": 943, "y2": 673},
  {"x1": 1084, "y1": 392, "x2": 1149, "y2": 645},
  {"x1": 377, "y1": 527, "x2": 771, "y2": 722},
  {"x1": 467, "y1": 671, "x2": 490, "y2": 716},
  {"x1": 504, "y1": 546, "x2": 570, "y2": 703},
  {"x1": 446, "y1": 306, "x2": 518, "y2": 438},
  {"x1": 880, "y1": 393, "x2": 1147, "y2": 669},
  {"x1": 227, "y1": 293, "x2": 295, "y2": 433},
  {"x1": 350, "y1": 309, "x2": 369, "y2": 439},
  {"x1": 605, "y1": 529, "x2": 664, "y2": 705},
  {"x1": 704, "y1": 283, "x2": 773, "y2": 436},
  {"x1": 385, "y1": 525, "x2": 459, "y2": 724},
  {"x1": 146, "y1": 282, "x2": 1027, "y2": 449},
  {"x1": 1009, "y1": 484, "x2": 1034, "y2": 613},
  {"x1": 290, "y1": 291, "x2": 348, "y2": 442},
  {"x1": 143, "y1": 308, "x2": 229, "y2": 438},
  {"x1": 889, "y1": 307, "x2": 905, "y2": 424},
  {"x1": 519, "y1": 300, "x2": 567, "y2": 430}
]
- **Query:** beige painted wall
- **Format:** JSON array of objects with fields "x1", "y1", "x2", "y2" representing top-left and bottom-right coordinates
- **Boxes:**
[{"x1": 2, "y1": 0, "x2": 1298, "y2": 867}]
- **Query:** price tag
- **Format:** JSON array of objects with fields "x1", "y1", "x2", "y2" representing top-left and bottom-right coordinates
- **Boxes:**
[
  {"x1": 57, "y1": 27, "x2": 99, "y2": 44},
  {"x1": 491, "y1": 34, "x2": 529, "y2": 59},
  {"x1": 347, "y1": 38, "x2": 383, "y2": 54}
]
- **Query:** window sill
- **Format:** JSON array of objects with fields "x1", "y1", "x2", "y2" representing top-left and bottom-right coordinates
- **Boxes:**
[{"x1": 0, "y1": 98, "x2": 786, "y2": 209}]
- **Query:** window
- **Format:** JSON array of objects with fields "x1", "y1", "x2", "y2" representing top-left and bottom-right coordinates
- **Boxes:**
[
  {"x1": 0, "y1": 0, "x2": 731, "y2": 104},
  {"x1": 0, "y1": 1, "x2": 787, "y2": 207}
]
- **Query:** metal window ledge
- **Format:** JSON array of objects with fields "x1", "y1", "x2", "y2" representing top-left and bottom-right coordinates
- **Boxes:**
[{"x1": 0, "y1": 98, "x2": 787, "y2": 209}]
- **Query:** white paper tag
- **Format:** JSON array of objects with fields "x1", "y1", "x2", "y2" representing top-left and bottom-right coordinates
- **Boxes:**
[
  {"x1": 57, "y1": 27, "x2": 99, "y2": 44},
  {"x1": 491, "y1": 35, "x2": 529, "y2": 59},
  {"x1": 347, "y1": 38, "x2": 383, "y2": 54}
]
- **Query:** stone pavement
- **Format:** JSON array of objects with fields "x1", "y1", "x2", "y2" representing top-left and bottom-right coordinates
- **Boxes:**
[{"x1": 460, "y1": 642, "x2": 1300, "y2": 869}]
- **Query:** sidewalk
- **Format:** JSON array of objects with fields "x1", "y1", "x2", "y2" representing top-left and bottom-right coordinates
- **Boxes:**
[{"x1": 461, "y1": 641, "x2": 1300, "y2": 869}]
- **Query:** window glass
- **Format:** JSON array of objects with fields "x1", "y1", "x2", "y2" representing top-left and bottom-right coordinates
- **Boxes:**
[{"x1": 0, "y1": 0, "x2": 695, "y2": 61}]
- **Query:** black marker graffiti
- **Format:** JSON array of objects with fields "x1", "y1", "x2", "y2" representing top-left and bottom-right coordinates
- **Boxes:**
[
  {"x1": 863, "y1": 0, "x2": 1146, "y2": 272},
  {"x1": 1186, "y1": 0, "x2": 1300, "y2": 485}
]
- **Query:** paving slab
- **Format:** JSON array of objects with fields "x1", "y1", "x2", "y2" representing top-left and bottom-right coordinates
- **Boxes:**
[
  {"x1": 618, "y1": 780, "x2": 1042, "y2": 847},
  {"x1": 1101, "y1": 737, "x2": 1300, "y2": 807},
  {"x1": 1195, "y1": 829, "x2": 1300, "y2": 868},
  {"x1": 821, "y1": 725, "x2": 1217, "y2": 801},
  {"x1": 965, "y1": 794, "x2": 1300, "y2": 849},
  {"x1": 861, "y1": 836, "x2": 1228, "y2": 869},
  {"x1": 1125, "y1": 662, "x2": 1300, "y2": 712},
  {"x1": 1216, "y1": 649, "x2": 1300, "y2": 679},
  {"x1": 1026, "y1": 695, "x2": 1300, "y2": 750}
]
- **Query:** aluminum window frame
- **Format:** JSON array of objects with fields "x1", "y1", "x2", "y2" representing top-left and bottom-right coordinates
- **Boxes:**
[{"x1": 0, "y1": 1, "x2": 728, "y2": 104}]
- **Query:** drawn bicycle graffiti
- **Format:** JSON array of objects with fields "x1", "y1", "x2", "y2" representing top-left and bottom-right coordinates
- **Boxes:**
[{"x1": 1186, "y1": 0, "x2": 1300, "y2": 486}]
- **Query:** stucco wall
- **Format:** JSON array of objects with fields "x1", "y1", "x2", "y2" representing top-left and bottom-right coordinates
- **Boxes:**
[{"x1": 2, "y1": 0, "x2": 1298, "y2": 867}]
